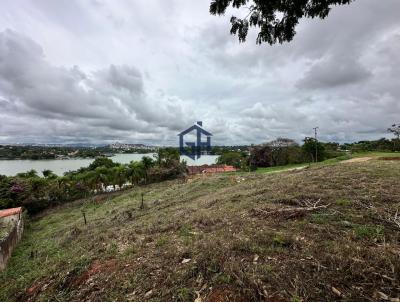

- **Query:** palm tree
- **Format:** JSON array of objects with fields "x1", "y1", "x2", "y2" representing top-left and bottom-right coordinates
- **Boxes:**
[
  {"x1": 114, "y1": 165, "x2": 128, "y2": 190},
  {"x1": 42, "y1": 169, "x2": 56, "y2": 179},
  {"x1": 84, "y1": 170, "x2": 98, "y2": 193},
  {"x1": 109, "y1": 166, "x2": 127, "y2": 191},
  {"x1": 127, "y1": 162, "x2": 145, "y2": 186},
  {"x1": 95, "y1": 167, "x2": 110, "y2": 192},
  {"x1": 17, "y1": 169, "x2": 38, "y2": 178},
  {"x1": 141, "y1": 156, "x2": 155, "y2": 184}
]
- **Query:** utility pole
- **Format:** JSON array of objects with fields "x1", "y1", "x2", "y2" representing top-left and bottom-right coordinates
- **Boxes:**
[{"x1": 313, "y1": 127, "x2": 319, "y2": 162}]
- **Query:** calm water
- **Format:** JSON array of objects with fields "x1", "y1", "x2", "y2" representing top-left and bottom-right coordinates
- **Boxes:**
[{"x1": 0, "y1": 154, "x2": 219, "y2": 176}]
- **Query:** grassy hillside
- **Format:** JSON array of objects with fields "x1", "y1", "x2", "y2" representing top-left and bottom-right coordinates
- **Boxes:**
[{"x1": 1, "y1": 159, "x2": 399, "y2": 301}]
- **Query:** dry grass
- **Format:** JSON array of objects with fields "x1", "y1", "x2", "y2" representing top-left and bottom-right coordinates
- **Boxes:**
[{"x1": 0, "y1": 159, "x2": 399, "y2": 301}]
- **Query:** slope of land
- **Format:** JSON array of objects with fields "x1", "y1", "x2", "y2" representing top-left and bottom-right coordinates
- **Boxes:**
[{"x1": 1, "y1": 159, "x2": 399, "y2": 301}]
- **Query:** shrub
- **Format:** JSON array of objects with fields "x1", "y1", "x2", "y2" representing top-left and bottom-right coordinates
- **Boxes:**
[
  {"x1": 217, "y1": 151, "x2": 248, "y2": 169},
  {"x1": 353, "y1": 224, "x2": 384, "y2": 240}
]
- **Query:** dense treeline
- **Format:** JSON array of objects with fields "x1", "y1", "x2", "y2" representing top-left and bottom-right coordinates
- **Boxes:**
[
  {"x1": 342, "y1": 138, "x2": 400, "y2": 153},
  {"x1": 217, "y1": 138, "x2": 342, "y2": 169},
  {"x1": 0, "y1": 148, "x2": 185, "y2": 213},
  {"x1": 0, "y1": 145, "x2": 110, "y2": 160},
  {"x1": 217, "y1": 137, "x2": 400, "y2": 169},
  {"x1": 0, "y1": 145, "x2": 155, "y2": 160}
]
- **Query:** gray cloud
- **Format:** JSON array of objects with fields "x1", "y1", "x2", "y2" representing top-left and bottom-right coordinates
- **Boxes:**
[
  {"x1": 297, "y1": 54, "x2": 372, "y2": 89},
  {"x1": 0, "y1": 29, "x2": 194, "y2": 144},
  {"x1": 0, "y1": 0, "x2": 400, "y2": 146}
]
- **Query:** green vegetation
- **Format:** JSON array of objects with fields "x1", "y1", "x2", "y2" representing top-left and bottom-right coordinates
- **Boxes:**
[
  {"x1": 0, "y1": 145, "x2": 108, "y2": 160},
  {"x1": 0, "y1": 144, "x2": 156, "y2": 160},
  {"x1": 209, "y1": 0, "x2": 353, "y2": 45},
  {"x1": 216, "y1": 150, "x2": 249, "y2": 169},
  {"x1": 0, "y1": 150, "x2": 185, "y2": 214},
  {"x1": 1, "y1": 158, "x2": 399, "y2": 301}
]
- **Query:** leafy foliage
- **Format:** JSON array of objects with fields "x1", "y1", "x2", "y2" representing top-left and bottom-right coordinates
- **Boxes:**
[
  {"x1": 343, "y1": 138, "x2": 400, "y2": 153},
  {"x1": 302, "y1": 137, "x2": 326, "y2": 162},
  {"x1": 210, "y1": 0, "x2": 353, "y2": 44},
  {"x1": 217, "y1": 151, "x2": 248, "y2": 169},
  {"x1": 0, "y1": 153, "x2": 186, "y2": 213}
]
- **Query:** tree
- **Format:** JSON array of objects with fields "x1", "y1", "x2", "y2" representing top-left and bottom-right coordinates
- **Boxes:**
[
  {"x1": 16, "y1": 169, "x2": 38, "y2": 178},
  {"x1": 95, "y1": 166, "x2": 111, "y2": 192},
  {"x1": 127, "y1": 162, "x2": 146, "y2": 186},
  {"x1": 210, "y1": 0, "x2": 353, "y2": 44},
  {"x1": 388, "y1": 123, "x2": 400, "y2": 151},
  {"x1": 141, "y1": 156, "x2": 155, "y2": 183},
  {"x1": 302, "y1": 137, "x2": 326, "y2": 162},
  {"x1": 249, "y1": 144, "x2": 273, "y2": 167},
  {"x1": 112, "y1": 165, "x2": 128, "y2": 190},
  {"x1": 156, "y1": 148, "x2": 180, "y2": 167},
  {"x1": 217, "y1": 151, "x2": 248, "y2": 169},
  {"x1": 88, "y1": 157, "x2": 117, "y2": 170},
  {"x1": 42, "y1": 169, "x2": 57, "y2": 179},
  {"x1": 84, "y1": 170, "x2": 98, "y2": 193},
  {"x1": 267, "y1": 138, "x2": 299, "y2": 166}
]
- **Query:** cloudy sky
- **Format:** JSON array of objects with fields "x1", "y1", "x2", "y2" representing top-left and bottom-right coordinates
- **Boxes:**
[{"x1": 0, "y1": 0, "x2": 399, "y2": 146}]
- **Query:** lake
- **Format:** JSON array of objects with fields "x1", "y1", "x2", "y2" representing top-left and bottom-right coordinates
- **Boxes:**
[{"x1": 0, "y1": 154, "x2": 219, "y2": 176}]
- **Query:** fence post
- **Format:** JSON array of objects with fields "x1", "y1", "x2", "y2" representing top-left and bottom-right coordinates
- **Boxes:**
[
  {"x1": 140, "y1": 193, "x2": 144, "y2": 210},
  {"x1": 82, "y1": 211, "x2": 87, "y2": 225}
]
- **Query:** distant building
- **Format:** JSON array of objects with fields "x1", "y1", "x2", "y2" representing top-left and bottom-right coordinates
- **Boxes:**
[{"x1": 108, "y1": 142, "x2": 156, "y2": 152}]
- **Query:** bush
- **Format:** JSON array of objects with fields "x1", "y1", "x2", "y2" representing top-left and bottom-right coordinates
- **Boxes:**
[
  {"x1": 302, "y1": 138, "x2": 326, "y2": 162},
  {"x1": 250, "y1": 142, "x2": 304, "y2": 167},
  {"x1": 217, "y1": 151, "x2": 248, "y2": 169},
  {"x1": 0, "y1": 156, "x2": 186, "y2": 213}
]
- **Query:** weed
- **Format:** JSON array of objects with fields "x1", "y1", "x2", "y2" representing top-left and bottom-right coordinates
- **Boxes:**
[
  {"x1": 123, "y1": 246, "x2": 136, "y2": 257},
  {"x1": 73, "y1": 256, "x2": 92, "y2": 275},
  {"x1": 178, "y1": 225, "x2": 195, "y2": 245},
  {"x1": 335, "y1": 198, "x2": 352, "y2": 206},
  {"x1": 177, "y1": 287, "x2": 194, "y2": 301},
  {"x1": 156, "y1": 236, "x2": 168, "y2": 248},
  {"x1": 291, "y1": 296, "x2": 302, "y2": 302},
  {"x1": 309, "y1": 213, "x2": 330, "y2": 224},
  {"x1": 353, "y1": 224, "x2": 384, "y2": 240},
  {"x1": 212, "y1": 272, "x2": 232, "y2": 284},
  {"x1": 272, "y1": 233, "x2": 292, "y2": 248},
  {"x1": 108, "y1": 242, "x2": 118, "y2": 255},
  {"x1": 178, "y1": 225, "x2": 194, "y2": 237}
]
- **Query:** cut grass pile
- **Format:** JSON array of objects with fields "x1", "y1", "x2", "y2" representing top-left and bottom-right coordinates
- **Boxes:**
[{"x1": 0, "y1": 159, "x2": 399, "y2": 301}]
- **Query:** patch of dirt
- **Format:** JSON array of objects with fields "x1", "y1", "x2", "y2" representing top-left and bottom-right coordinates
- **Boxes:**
[
  {"x1": 379, "y1": 156, "x2": 400, "y2": 161},
  {"x1": 206, "y1": 286, "x2": 247, "y2": 302},
  {"x1": 19, "y1": 279, "x2": 54, "y2": 302},
  {"x1": 341, "y1": 157, "x2": 373, "y2": 163},
  {"x1": 71, "y1": 259, "x2": 118, "y2": 288},
  {"x1": 56, "y1": 259, "x2": 119, "y2": 293}
]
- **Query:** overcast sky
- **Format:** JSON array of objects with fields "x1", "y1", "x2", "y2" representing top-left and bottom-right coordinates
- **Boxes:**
[{"x1": 0, "y1": 0, "x2": 399, "y2": 146}]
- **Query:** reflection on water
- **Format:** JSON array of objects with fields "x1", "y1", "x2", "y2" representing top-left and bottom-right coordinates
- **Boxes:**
[{"x1": 0, "y1": 154, "x2": 219, "y2": 176}]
